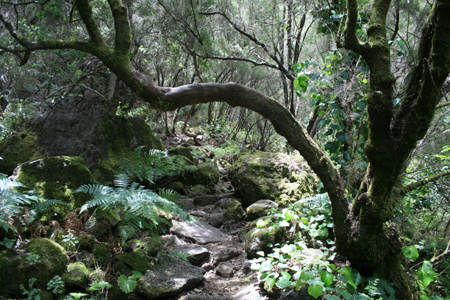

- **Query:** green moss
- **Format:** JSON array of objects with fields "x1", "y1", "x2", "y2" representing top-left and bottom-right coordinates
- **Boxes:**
[
  {"x1": 223, "y1": 199, "x2": 245, "y2": 221},
  {"x1": 62, "y1": 262, "x2": 89, "y2": 290},
  {"x1": 112, "y1": 252, "x2": 150, "y2": 274},
  {"x1": 12, "y1": 156, "x2": 96, "y2": 223},
  {"x1": 143, "y1": 237, "x2": 162, "y2": 257},
  {"x1": 245, "y1": 216, "x2": 289, "y2": 258},
  {"x1": 229, "y1": 151, "x2": 319, "y2": 206},
  {"x1": 189, "y1": 184, "x2": 208, "y2": 195},
  {"x1": 20, "y1": 238, "x2": 67, "y2": 289},
  {"x1": 88, "y1": 269, "x2": 105, "y2": 283},
  {"x1": 0, "y1": 128, "x2": 44, "y2": 175},
  {"x1": 92, "y1": 244, "x2": 111, "y2": 266},
  {"x1": 168, "y1": 146, "x2": 194, "y2": 164}
]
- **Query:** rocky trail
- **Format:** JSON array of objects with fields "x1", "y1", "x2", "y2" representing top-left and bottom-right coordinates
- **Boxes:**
[{"x1": 152, "y1": 135, "x2": 267, "y2": 300}]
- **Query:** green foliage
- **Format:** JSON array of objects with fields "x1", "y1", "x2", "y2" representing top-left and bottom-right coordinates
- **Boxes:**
[
  {"x1": 47, "y1": 275, "x2": 64, "y2": 295},
  {"x1": 0, "y1": 237, "x2": 15, "y2": 248},
  {"x1": 119, "y1": 147, "x2": 195, "y2": 184},
  {"x1": 62, "y1": 230, "x2": 79, "y2": 250},
  {"x1": 118, "y1": 270, "x2": 142, "y2": 294},
  {"x1": 26, "y1": 254, "x2": 41, "y2": 265},
  {"x1": 250, "y1": 194, "x2": 398, "y2": 299},
  {"x1": 76, "y1": 174, "x2": 191, "y2": 244},
  {"x1": 0, "y1": 173, "x2": 67, "y2": 231},
  {"x1": 20, "y1": 278, "x2": 42, "y2": 300}
]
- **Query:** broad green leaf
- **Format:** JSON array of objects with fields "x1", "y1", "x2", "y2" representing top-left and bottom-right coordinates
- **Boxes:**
[
  {"x1": 320, "y1": 270, "x2": 334, "y2": 287},
  {"x1": 308, "y1": 284, "x2": 323, "y2": 299},
  {"x1": 281, "y1": 244, "x2": 296, "y2": 254},
  {"x1": 276, "y1": 273, "x2": 293, "y2": 289},
  {"x1": 256, "y1": 219, "x2": 268, "y2": 228},
  {"x1": 301, "y1": 271, "x2": 313, "y2": 281},
  {"x1": 418, "y1": 269, "x2": 434, "y2": 287},
  {"x1": 421, "y1": 261, "x2": 433, "y2": 274},
  {"x1": 343, "y1": 267, "x2": 357, "y2": 289},
  {"x1": 266, "y1": 277, "x2": 276, "y2": 291},
  {"x1": 259, "y1": 261, "x2": 273, "y2": 272},
  {"x1": 118, "y1": 275, "x2": 137, "y2": 294},
  {"x1": 324, "y1": 295, "x2": 340, "y2": 300},
  {"x1": 283, "y1": 209, "x2": 293, "y2": 221},
  {"x1": 337, "y1": 288, "x2": 352, "y2": 300},
  {"x1": 403, "y1": 245, "x2": 419, "y2": 261}
]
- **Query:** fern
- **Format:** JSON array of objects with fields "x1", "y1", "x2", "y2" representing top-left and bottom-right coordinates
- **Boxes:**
[
  {"x1": 119, "y1": 147, "x2": 196, "y2": 184},
  {"x1": 0, "y1": 176, "x2": 65, "y2": 231},
  {"x1": 76, "y1": 174, "x2": 192, "y2": 244}
]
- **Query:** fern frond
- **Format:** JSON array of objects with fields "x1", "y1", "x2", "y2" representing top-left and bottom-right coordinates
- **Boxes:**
[
  {"x1": 158, "y1": 189, "x2": 180, "y2": 202},
  {"x1": 113, "y1": 174, "x2": 133, "y2": 188}
]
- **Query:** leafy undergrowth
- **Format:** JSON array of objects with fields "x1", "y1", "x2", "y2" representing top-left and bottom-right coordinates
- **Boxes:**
[{"x1": 249, "y1": 194, "x2": 450, "y2": 300}]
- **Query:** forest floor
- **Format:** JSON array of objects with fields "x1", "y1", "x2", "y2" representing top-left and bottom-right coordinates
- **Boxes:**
[{"x1": 160, "y1": 134, "x2": 268, "y2": 300}]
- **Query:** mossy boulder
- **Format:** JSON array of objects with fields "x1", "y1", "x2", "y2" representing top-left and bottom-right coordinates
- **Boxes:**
[
  {"x1": 112, "y1": 252, "x2": 150, "y2": 275},
  {"x1": 168, "y1": 146, "x2": 194, "y2": 164},
  {"x1": 128, "y1": 237, "x2": 162, "y2": 257},
  {"x1": 180, "y1": 163, "x2": 220, "y2": 187},
  {"x1": 92, "y1": 244, "x2": 111, "y2": 266},
  {"x1": 62, "y1": 262, "x2": 89, "y2": 290},
  {"x1": 221, "y1": 199, "x2": 245, "y2": 222},
  {"x1": 0, "y1": 97, "x2": 163, "y2": 183},
  {"x1": 244, "y1": 216, "x2": 292, "y2": 258},
  {"x1": 228, "y1": 151, "x2": 319, "y2": 207},
  {"x1": 10, "y1": 156, "x2": 96, "y2": 223},
  {"x1": 89, "y1": 269, "x2": 105, "y2": 283},
  {"x1": 246, "y1": 200, "x2": 279, "y2": 221},
  {"x1": 0, "y1": 238, "x2": 67, "y2": 296},
  {"x1": 0, "y1": 129, "x2": 44, "y2": 175}
]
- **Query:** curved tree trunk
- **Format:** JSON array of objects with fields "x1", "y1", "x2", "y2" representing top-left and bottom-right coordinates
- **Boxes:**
[{"x1": 2, "y1": 0, "x2": 450, "y2": 298}]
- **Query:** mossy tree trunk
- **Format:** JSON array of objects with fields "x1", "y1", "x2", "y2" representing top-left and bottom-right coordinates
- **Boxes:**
[{"x1": 2, "y1": 0, "x2": 450, "y2": 298}]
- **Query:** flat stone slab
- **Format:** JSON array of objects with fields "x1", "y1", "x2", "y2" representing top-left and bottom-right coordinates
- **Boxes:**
[
  {"x1": 176, "y1": 245, "x2": 210, "y2": 266},
  {"x1": 136, "y1": 255, "x2": 205, "y2": 298},
  {"x1": 171, "y1": 221, "x2": 232, "y2": 244}
]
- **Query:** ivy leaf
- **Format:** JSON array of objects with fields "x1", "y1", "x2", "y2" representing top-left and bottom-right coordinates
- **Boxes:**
[
  {"x1": 259, "y1": 260, "x2": 273, "y2": 272},
  {"x1": 308, "y1": 284, "x2": 323, "y2": 299},
  {"x1": 343, "y1": 267, "x2": 357, "y2": 289},
  {"x1": 266, "y1": 277, "x2": 276, "y2": 292},
  {"x1": 320, "y1": 270, "x2": 334, "y2": 287},
  {"x1": 256, "y1": 219, "x2": 268, "y2": 228},
  {"x1": 280, "y1": 244, "x2": 296, "y2": 254},
  {"x1": 402, "y1": 245, "x2": 419, "y2": 261}
]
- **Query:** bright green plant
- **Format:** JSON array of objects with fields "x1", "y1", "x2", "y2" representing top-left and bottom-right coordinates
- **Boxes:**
[
  {"x1": 87, "y1": 280, "x2": 112, "y2": 299},
  {"x1": 76, "y1": 174, "x2": 192, "y2": 244},
  {"x1": 0, "y1": 237, "x2": 15, "y2": 248},
  {"x1": 62, "y1": 229, "x2": 79, "y2": 250},
  {"x1": 118, "y1": 270, "x2": 142, "y2": 294},
  {"x1": 119, "y1": 147, "x2": 195, "y2": 184},
  {"x1": 0, "y1": 174, "x2": 67, "y2": 231},
  {"x1": 26, "y1": 254, "x2": 41, "y2": 265},
  {"x1": 20, "y1": 278, "x2": 42, "y2": 300},
  {"x1": 47, "y1": 275, "x2": 64, "y2": 295}
]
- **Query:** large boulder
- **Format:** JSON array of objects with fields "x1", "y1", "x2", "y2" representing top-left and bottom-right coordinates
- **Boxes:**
[
  {"x1": 0, "y1": 97, "x2": 163, "y2": 183},
  {"x1": 136, "y1": 255, "x2": 205, "y2": 298},
  {"x1": 10, "y1": 156, "x2": 96, "y2": 223},
  {"x1": 0, "y1": 238, "x2": 67, "y2": 296},
  {"x1": 228, "y1": 151, "x2": 319, "y2": 207}
]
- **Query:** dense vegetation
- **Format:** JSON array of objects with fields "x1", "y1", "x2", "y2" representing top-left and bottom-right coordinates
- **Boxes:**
[{"x1": 1, "y1": 0, "x2": 450, "y2": 299}]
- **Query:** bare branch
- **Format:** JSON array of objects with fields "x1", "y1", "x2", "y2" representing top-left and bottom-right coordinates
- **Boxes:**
[
  {"x1": 200, "y1": 11, "x2": 295, "y2": 81},
  {"x1": 400, "y1": 169, "x2": 450, "y2": 196}
]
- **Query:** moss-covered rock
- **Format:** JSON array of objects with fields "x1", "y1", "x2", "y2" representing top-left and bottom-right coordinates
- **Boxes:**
[
  {"x1": 228, "y1": 151, "x2": 319, "y2": 207},
  {"x1": 246, "y1": 200, "x2": 279, "y2": 221},
  {"x1": 62, "y1": 262, "x2": 89, "y2": 290},
  {"x1": 92, "y1": 244, "x2": 111, "y2": 266},
  {"x1": 128, "y1": 237, "x2": 162, "y2": 257},
  {"x1": 89, "y1": 268, "x2": 105, "y2": 283},
  {"x1": 167, "y1": 181, "x2": 186, "y2": 195},
  {"x1": 10, "y1": 156, "x2": 96, "y2": 223},
  {"x1": 189, "y1": 184, "x2": 208, "y2": 196},
  {"x1": 244, "y1": 216, "x2": 291, "y2": 258},
  {"x1": 223, "y1": 199, "x2": 245, "y2": 222},
  {"x1": 0, "y1": 97, "x2": 163, "y2": 183},
  {"x1": 168, "y1": 146, "x2": 194, "y2": 164},
  {"x1": 0, "y1": 128, "x2": 44, "y2": 175},
  {"x1": 0, "y1": 238, "x2": 67, "y2": 296},
  {"x1": 85, "y1": 208, "x2": 121, "y2": 238},
  {"x1": 112, "y1": 252, "x2": 150, "y2": 275}
]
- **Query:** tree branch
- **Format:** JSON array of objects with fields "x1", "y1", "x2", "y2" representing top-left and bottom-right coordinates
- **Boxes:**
[
  {"x1": 400, "y1": 169, "x2": 450, "y2": 195},
  {"x1": 107, "y1": 0, "x2": 132, "y2": 57},
  {"x1": 200, "y1": 11, "x2": 295, "y2": 81}
]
